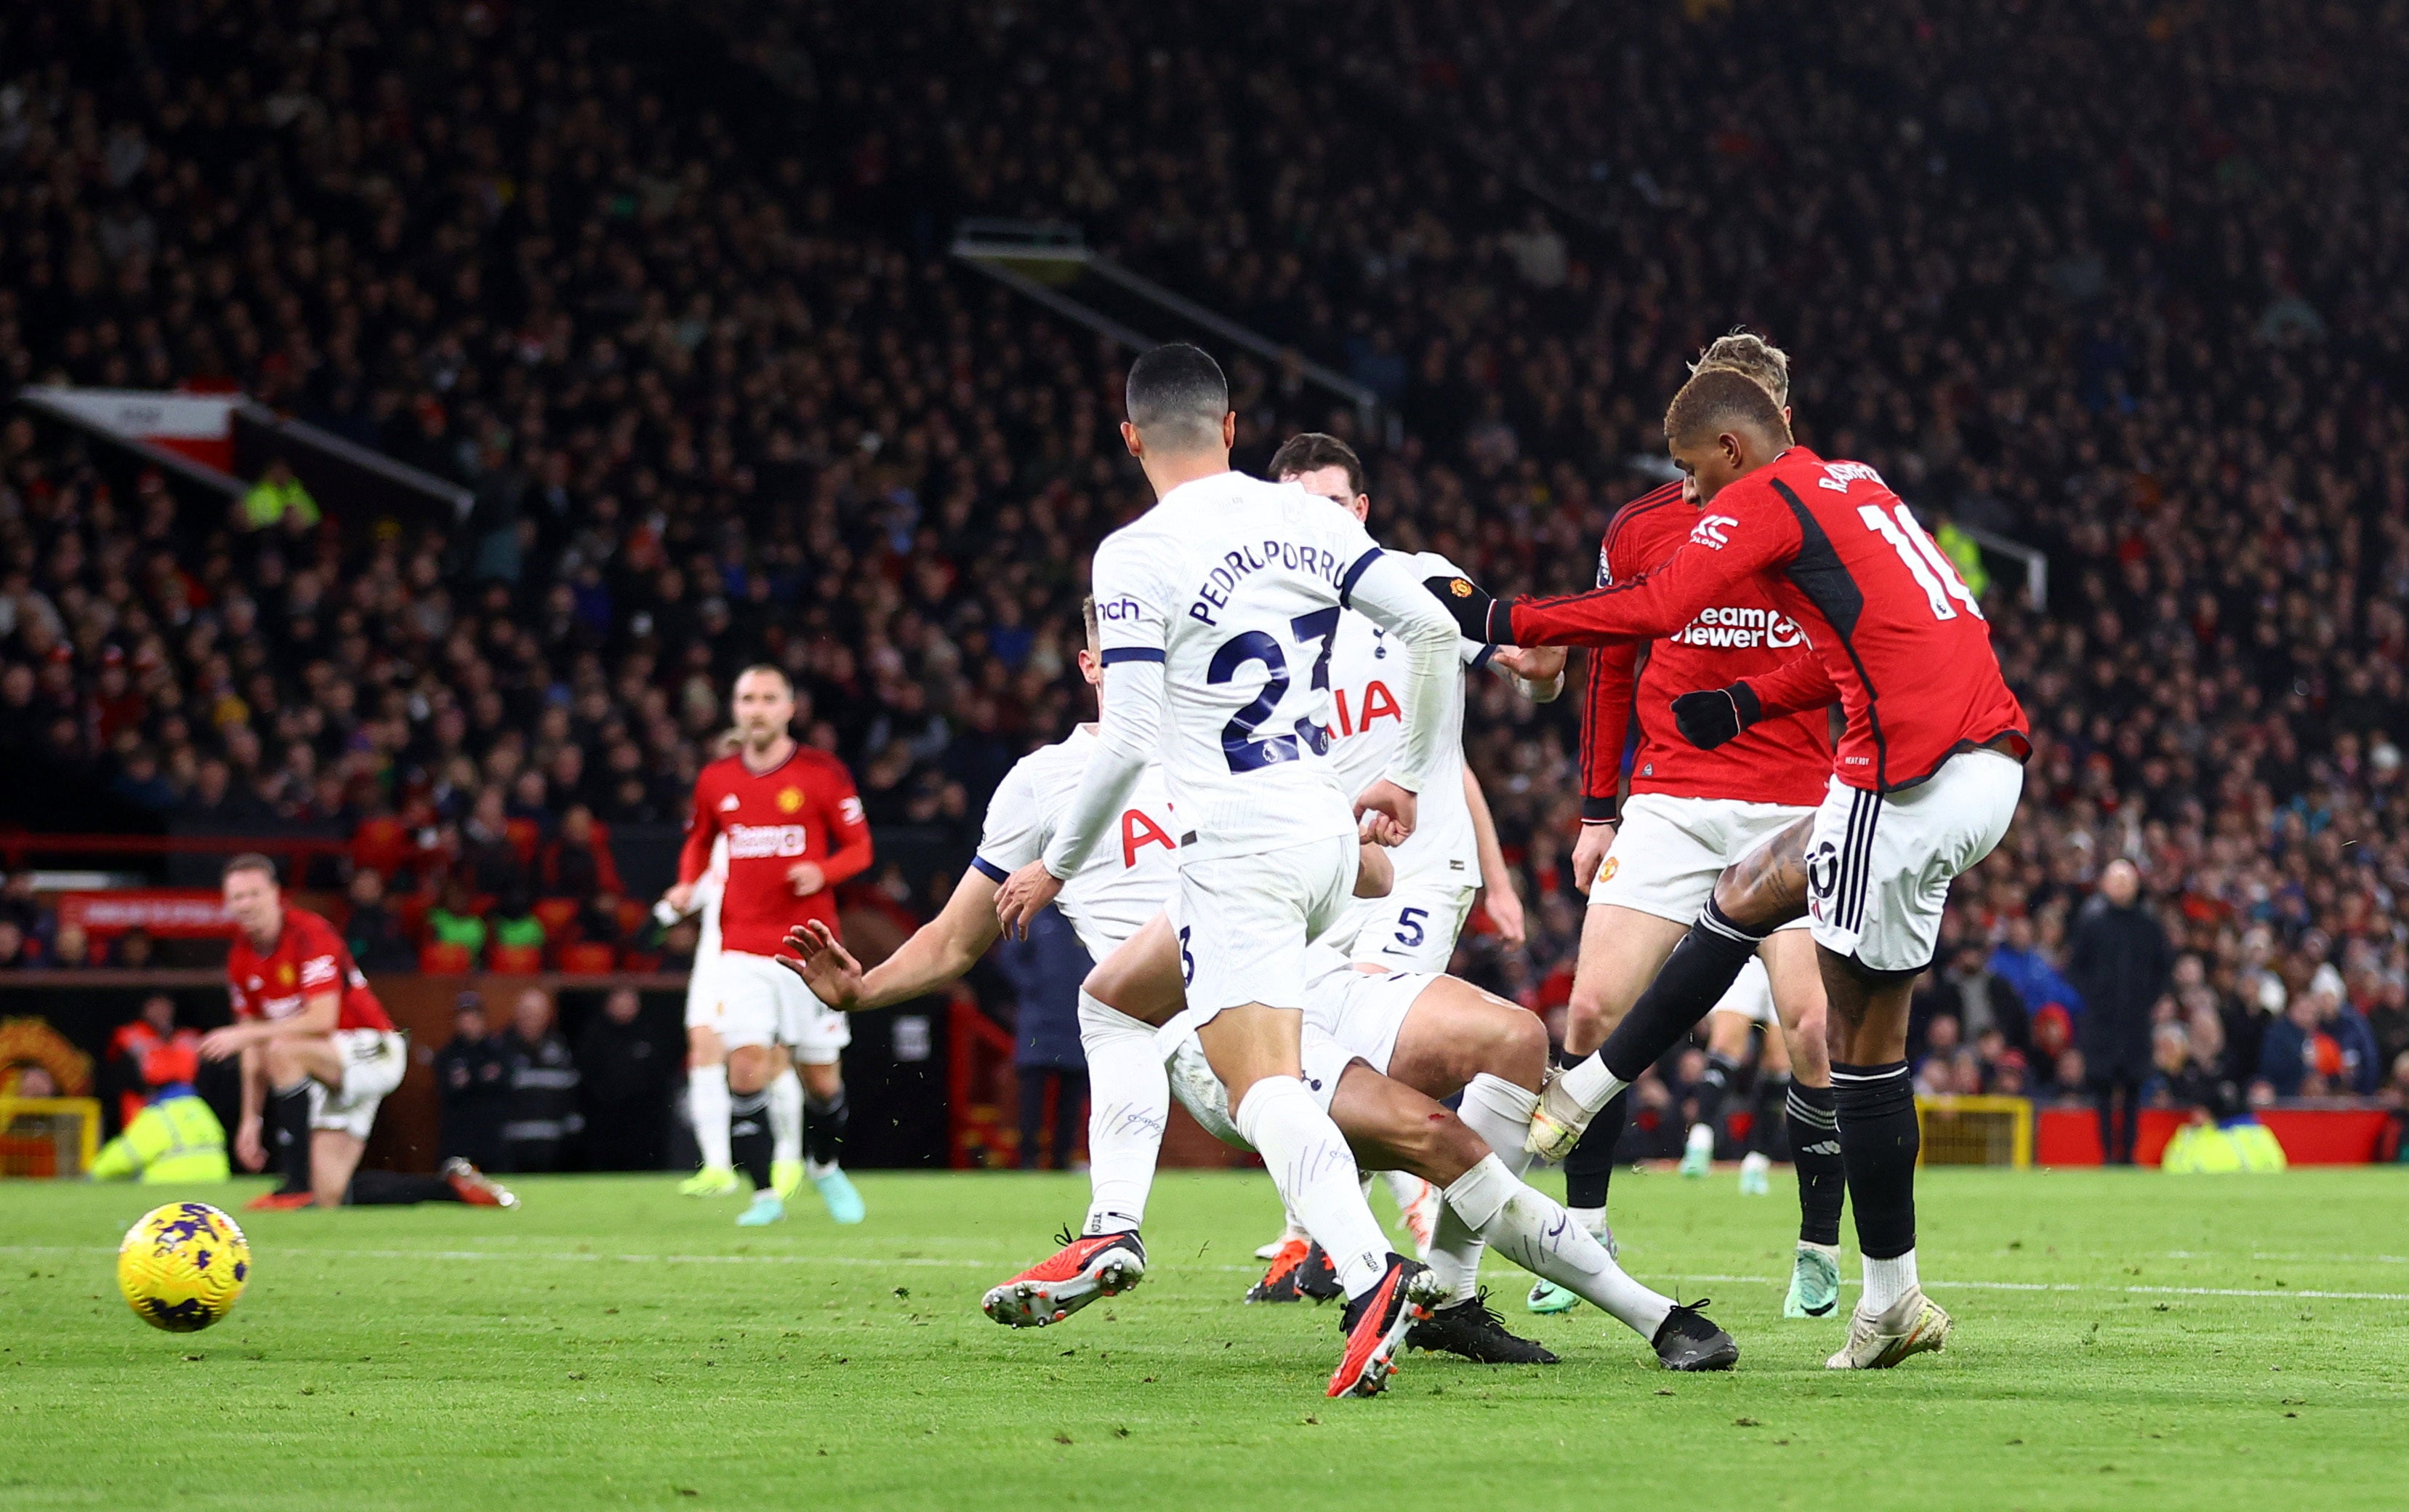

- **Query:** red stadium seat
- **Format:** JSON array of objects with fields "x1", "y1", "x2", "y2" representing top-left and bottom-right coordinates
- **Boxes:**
[
  {"x1": 488, "y1": 943, "x2": 544, "y2": 974},
  {"x1": 532, "y1": 898, "x2": 582, "y2": 937},
  {"x1": 419, "y1": 942, "x2": 473, "y2": 974},
  {"x1": 615, "y1": 898, "x2": 651, "y2": 938},
  {"x1": 352, "y1": 816, "x2": 411, "y2": 877},
  {"x1": 559, "y1": 942, "x2": 619, "y2": 975},
  {"x1": 504, "y1": 818, "x2": 542, "y2": 865},
  {"x1": 396, "y1": 893, "x2": 433, "y2": 942}
]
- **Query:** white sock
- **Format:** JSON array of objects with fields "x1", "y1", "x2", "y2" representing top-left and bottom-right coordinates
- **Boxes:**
[
  {"x1": 1426, "y1": 1073, "x2": 1543, "y2": 1301},
  {"x1": 1077, "y1": 991, "x2": 1168, "y2": 1236},
  {"x1": 1864, "y1": 1249, "x2": 1921, "y2": 1314},
  {"x1": 688, "y1": 1063, "x2": 731, "y2": 1172},
  {"x1": 1559, "y1": 1053, "x2": 1629, "y2": 1114},
  {"x1": 1566, "y1": 1205, "x2": 1606, "y2": 1236},
  {"x1": 767, "y1": 1068, "x2": 803, "y2": 1166},
  {"x1": 1444, "y1": 1151, "x2": 1673, "y2": 1340},
  {"x1": 1234, "y1": 1075, "x2": 1389, "y2": 1300},
  {"x1": 1381, "y1": 1168, "x2": 1423, "y2": 1212}
]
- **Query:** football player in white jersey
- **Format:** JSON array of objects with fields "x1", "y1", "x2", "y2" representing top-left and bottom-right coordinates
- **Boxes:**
[
  {"x1": 1244, "y1": 432, "x2": 1567, "y2": 1287},
  {"x1": 990, "y1": 343, "x2": 1484, "y2": 1398},
  {"x1": 784, "y1": 600, "x2": 1737, "y2": 1372}
]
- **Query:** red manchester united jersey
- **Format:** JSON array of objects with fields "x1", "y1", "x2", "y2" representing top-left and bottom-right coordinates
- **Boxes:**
[
  {"x1": 677, "y1": 744, "x2": 873, "y2": 956},
  {"x1": 1581, "y1": 481, "x2": 1833, "y2": 811},
  {"x1": 226, "y1": 907, "x2": 394, "y2": 1032},
  {"x1": 1518, "y1": 448, "x2": 2027, "y2": 792}
]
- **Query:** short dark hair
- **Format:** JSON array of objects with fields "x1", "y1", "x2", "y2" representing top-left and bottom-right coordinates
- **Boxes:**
[
  {"x1": 1268, "y1": 433, "x2": 1366, "y2": 499},
  {"x1": 732, "y1": 663, "x2": 792, "y2": 694},
  {"x1": 1124, "y1": 343, "x2": 1229, "y2": 450},
  {"x1": 1663, "y1": 366, "x2": 1793, "y2": 449},
  {"x1": 1081, "y1": 595, "x2": 1101, "y2": 648},
  {"x1": 222, "y1": 852, "x2": 277, "y2": 883}
]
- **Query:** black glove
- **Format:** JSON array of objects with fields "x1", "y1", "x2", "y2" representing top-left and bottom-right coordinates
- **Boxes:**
[
  {"x1": 1670, "y1": 683, "x2": 1762, "y2": 749},
  {"x1": 1423, "y1": 573, "x2": 1509, "y2": 643}
]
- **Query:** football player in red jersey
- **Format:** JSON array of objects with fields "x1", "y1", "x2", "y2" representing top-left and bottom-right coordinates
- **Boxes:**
[
  {"x1": 202, "y1": 855, "x2": 512, "y2": 1210},
  {"x1": 1430, "y1": 367, "x2": 2028, "y2": 1370},
  {"x1": 1539, "y1": 334, "x2": 1848, "y2": 1324},
  {"x1": 661, "y1": 665, "x2": 872, "y2": 1226}
]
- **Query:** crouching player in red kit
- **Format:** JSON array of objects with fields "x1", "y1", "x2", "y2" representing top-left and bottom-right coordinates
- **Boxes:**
[
  {"x1": 203, "y1": 854, "x2": 514, "y2": 1210},
  {"x1": 1429, "y1": 368, "x2": 2027, "y2": 1369},
  {"x1": 661, "y1": 665, "x2": 873, "y2": 1226}
]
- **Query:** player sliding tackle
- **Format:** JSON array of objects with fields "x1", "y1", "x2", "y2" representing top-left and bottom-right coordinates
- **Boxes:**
[
  {"x1": 1426, "y1": 368, "x2": 2030, "y2": 1370},
  {"x1": 782, "y1": 595, "x2": 1734, "y2": 1374},
  {"x1": 985, "y1": 342, "x2": 1463, "y2": 1396}
]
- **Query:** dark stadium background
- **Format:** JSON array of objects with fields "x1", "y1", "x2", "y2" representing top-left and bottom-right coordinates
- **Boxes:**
[{"x1": 4, "y1": 0, "x2": 2405, "y2": 1172}]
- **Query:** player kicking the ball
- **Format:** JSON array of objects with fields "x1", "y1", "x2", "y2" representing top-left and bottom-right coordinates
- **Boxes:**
[
  {"x1": 206, "y1": 854, "x2": 514, "y2": 1211},
  {"x1": 661, "y1": 668, "x2": 872, "y2": 1226},
  {"x1": 1535, "y1": 334, "x2": 1846, "y2": 1322},
  {"x1": 1246, "y1": 431, "x2": 1567, "y2": 1290},
  {"x1": 783, "y1": 601, "x2": 1733, "y2": 1372},
  {"x1": 1430, "y1": 367, "x2": 2027, "y2": 1370},
  {"x1": 989, "y1": 342, "x2": 1472, "y2": 1398}
]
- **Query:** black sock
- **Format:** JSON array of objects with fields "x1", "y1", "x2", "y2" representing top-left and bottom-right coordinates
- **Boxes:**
[
  {"x1": 268, "y1": 1084, "x2": 313, "y2": 1194},
  {"x1": 1750, "y1": 1071, "x2": 1791, "y2": 1157},
  {"x1": 730, "y1": 1090, "x2": 773, "y2": 1191},
  {"x1": 345, "y1": 1170, "x2": 462, "y2": 1205},
  {"x1": 1598, "y1": 901, "x2": 1766, "y2": 1082},
  {"x1": 1692, "y1": 1051, "x2": 1742, "y2": 1130},
  {"x1": 1561, "y1": 1090, "x2": 1628, "y2": 1211},
  {"x1": 1832, "y1": 1061, "x2": 1916, "y2": 1259},
  {"x1": 1787, "y1": 1081, "x2": 1845, "y2": 1247},
  {"x1": 804, "y1": 1086, "x2": 849, "y2": 1170}
]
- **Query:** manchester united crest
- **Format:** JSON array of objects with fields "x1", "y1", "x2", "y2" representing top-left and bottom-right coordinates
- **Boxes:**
[{"x1": 776, "y1": 787, "x2": 805, "y2": 814}]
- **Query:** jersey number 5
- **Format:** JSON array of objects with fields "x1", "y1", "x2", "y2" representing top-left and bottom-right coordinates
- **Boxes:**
[
  {"x1": 1857, "y1": 503, "x2": 1982, "y2": 622},
  {"x1": 1207, "y1": 608, "x2": 1341, "y2": 772}
]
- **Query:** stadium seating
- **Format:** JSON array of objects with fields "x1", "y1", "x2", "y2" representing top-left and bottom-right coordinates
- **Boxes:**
[{"x1": 3, "y1": 0, "x2": 2406, "y2": 1110}]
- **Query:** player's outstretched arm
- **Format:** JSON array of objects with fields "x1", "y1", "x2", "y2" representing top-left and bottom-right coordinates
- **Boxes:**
[
  {"x1": 1486, "y1": 645, "x2": 1567, "y2": 701},
  {"x1": 782, "y1": 865, "x2": 1007, "y2": 1012}
]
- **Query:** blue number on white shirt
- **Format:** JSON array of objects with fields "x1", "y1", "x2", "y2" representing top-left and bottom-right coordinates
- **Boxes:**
[{"x1": 1207, "y1": 614, "x2": 1340, "y2": 773}]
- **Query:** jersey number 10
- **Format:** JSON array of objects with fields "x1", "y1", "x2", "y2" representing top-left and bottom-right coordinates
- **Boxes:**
[
  {"x1": 1857, "y1": 503, "x2": 1982, "y2": 622},
  {"x1": 1208, "y1": 608, "x2": 1341, "y2": 772}
]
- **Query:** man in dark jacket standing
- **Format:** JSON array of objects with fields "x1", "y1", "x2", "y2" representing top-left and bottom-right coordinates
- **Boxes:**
[
  {"x1": 2067, "y1": 860, "x2": 2174, "y2": 1164},
  {"x1": 576, "y1": 986, "x2": 675, "y2": 1170},
  {"x1": 435, "y1": 994, "x2": 512, "y2": 1171},
  {"x1": 500, "y1": 988, "x2": 583, "y2": 1173},
  {"x1": 995, "y1": 905, "x2": 1090, "y2": 1171}
]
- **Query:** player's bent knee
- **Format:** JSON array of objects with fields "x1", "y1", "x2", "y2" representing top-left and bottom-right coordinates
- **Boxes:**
[{"x1": 1489, "y1": 1006, "x2": 1548, "y2": 1089}]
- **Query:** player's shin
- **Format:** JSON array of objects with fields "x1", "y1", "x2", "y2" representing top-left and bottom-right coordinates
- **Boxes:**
[
  {"x1": 268, "y1": 1082, "x2": 313, "y2": 1193},
  {"x1": 1441, "y1": 1150, "x2": 1673, "y2": 1340},
  {"x1": 1425, "y1": 1074, "x2": 1541, "y2": 1303},
  {"x1": 1833, "y1": 1061, "x2": 1919, "y2": 1309},
  {"x1": 688, "y1": 1062, "x2": 732, "y2": 1173},
  {"x1": 1077, "y1": 990, "x2": 1167, "y2": 1236},
  {"x1": 1563, "y1": 900, "x2": 1767, "y2": 1113},
  {"x1": 768, "y1": 1067, "x2": 803, "y2": 1169},
  {"x1": 729, "y1": 1089, "x2": 773, "y2": 1191},
  {"x1": 803, "y1": 1084, "x2": 848, "y2": 1175},
  {"x1": 1233, "y1": 1076, "x2": 1389, "y2": 1299},
  {"x1": 1787, "y1": 1081, "x2": 1846, "y2": 1248}
]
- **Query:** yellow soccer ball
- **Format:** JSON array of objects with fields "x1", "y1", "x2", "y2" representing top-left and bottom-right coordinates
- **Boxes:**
[{"x1": 117, "y1": 1202, "x2": 252, "y2": 1332}]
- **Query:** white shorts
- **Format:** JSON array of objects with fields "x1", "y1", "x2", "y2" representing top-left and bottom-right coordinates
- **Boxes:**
[
  {"x1": 1804, "y1": 750, "x2": 2024, "y2": 973},
  {"x1": 694, "y1": 951, "x2": 851, "y2": 1062},
  {"x1": 1589, "y1": 792, "x2": 1814, "y2": 931},
  {"x1": 1327, "y1": 880, "x2": 1476, "y2": 973},
  {"x1": 1162, "y1": 1024, "x2": 1357, "y2": 1152},
  {"x1": 309, "y1": 1029, "x2": 407, "y2": 1141},
  {"x1": 1707, "y1": 956, "x2": 1778, "y2": 1027},
  {"x1": 1302, "y1": 959, "x2": 1431, "y2": 1078},
  {"x1": 1165, "y1": 834, "x2": 1359, "y2": 1036}
]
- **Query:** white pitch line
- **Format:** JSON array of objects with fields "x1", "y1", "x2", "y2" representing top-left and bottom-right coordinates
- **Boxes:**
[{"x1": 11, "y1": 1245, "x2": 2409, "y2": 1302}]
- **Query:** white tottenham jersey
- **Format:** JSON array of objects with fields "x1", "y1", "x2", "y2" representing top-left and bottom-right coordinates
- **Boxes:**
[
  {"x1": 1069, "y1": 470, "x2": 1449, "y2": 861},
  {"x1": 1323, "y1": 550, "x2": 1489, "y2": 890},
  {"x1": 976, "y1": 726, "x2": 1180, "y2": 962}
]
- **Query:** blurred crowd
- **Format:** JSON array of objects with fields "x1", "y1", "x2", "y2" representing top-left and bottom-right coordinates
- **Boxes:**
[{"x1": 6, "y1": 1, "x2": 2409, "y2": 1130}]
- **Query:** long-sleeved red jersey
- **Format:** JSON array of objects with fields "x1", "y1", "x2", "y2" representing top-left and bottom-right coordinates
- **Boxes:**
[
  {"x1": 1517, "y1": 448, "x2": 2026, "y2": 793},
  {"x1": 677, "y1": 745, "x2": 873, "y2": 956},
  {"x1": 1581, "y1": 480, "x2": 1833, "y2": 816}
]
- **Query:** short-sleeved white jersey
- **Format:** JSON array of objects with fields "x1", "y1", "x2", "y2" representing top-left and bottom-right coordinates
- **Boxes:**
[
  {"x1": 1322, "y1": 550, "x2": 1489, "y2": 888},
  {"x1": 975, "y1": 725, "x2": 1180, "y2": 961},
  {"x1": 1087, "y1": 472, "x2": 1388, "y2": 859}
]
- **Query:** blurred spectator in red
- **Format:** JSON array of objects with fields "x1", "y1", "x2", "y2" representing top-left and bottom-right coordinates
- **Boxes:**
[{"x1": 539, "y1": 805, "x2": 624, "y2": 900}]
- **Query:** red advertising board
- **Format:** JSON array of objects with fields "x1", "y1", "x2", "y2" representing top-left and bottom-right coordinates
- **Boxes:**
[{"x1": 55, "y1": 890, "x2": 230, "y2": 938}]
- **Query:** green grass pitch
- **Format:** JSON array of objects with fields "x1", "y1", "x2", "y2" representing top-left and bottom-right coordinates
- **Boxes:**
[{"x1": 4, "y1": 1167, "x2": 2406, "y2": 1510}]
